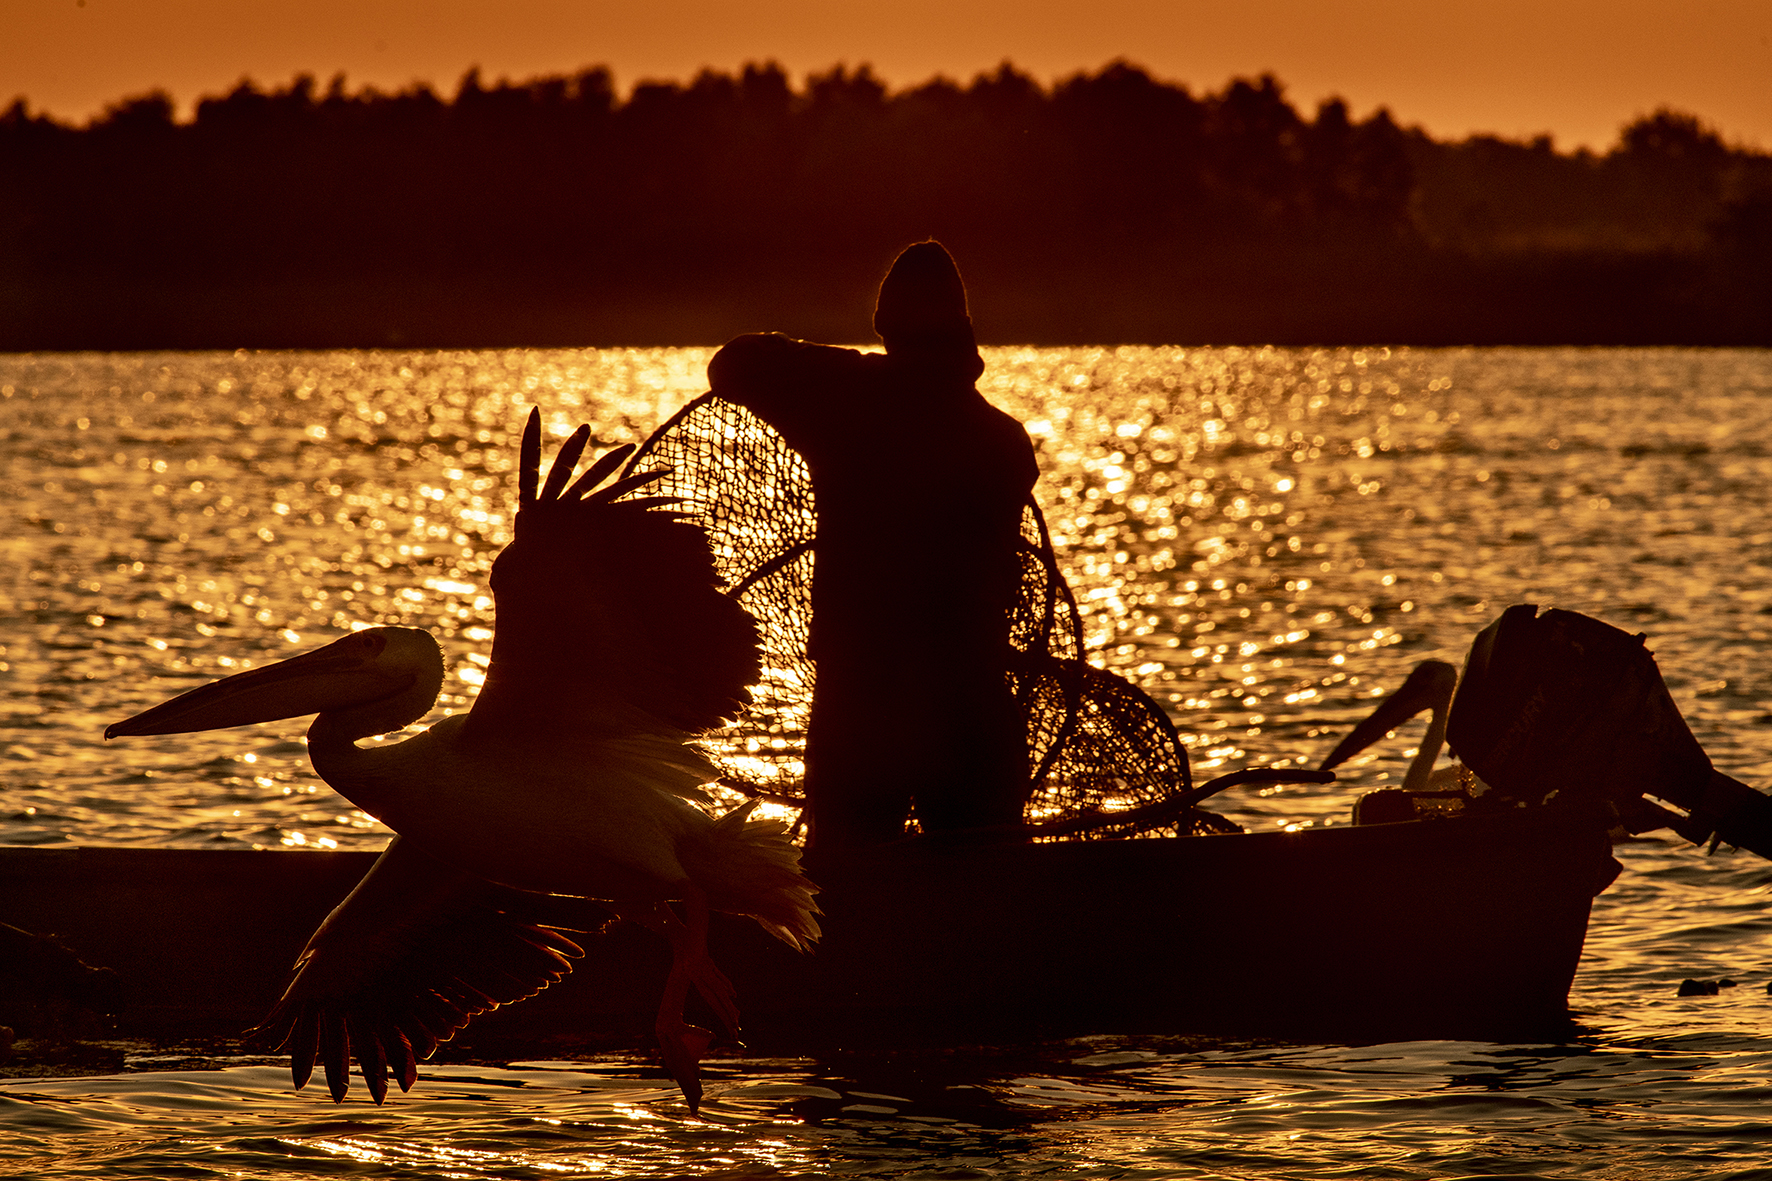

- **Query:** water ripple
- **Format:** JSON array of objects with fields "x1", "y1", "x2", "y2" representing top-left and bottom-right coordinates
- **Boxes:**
[{"x1": 6, "y1": 346, "x2": 1772, "y2": 1177}]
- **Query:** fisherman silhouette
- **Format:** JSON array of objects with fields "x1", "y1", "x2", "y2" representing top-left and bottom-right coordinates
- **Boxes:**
[{"x1": 708, "y1": 242, "x2": 1039, "y2": 852}]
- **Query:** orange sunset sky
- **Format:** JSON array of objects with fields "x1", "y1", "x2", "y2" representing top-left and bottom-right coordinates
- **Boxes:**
[{"x1": 4, "y1": 0, "x2": 1770, "y2": 151}]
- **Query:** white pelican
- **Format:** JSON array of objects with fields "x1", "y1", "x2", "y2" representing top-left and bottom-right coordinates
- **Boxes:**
[
  {"x1": 1316, "y1": 659, "x2": 1498, "y2": 825},
  {"x1": 106, "y1": 409, "x2": 819, "y2": 1110},
  {"x1": 1321, "y1": 608, "x2": 1772, "y2": 854},
  {"x1": 1317, "y1": 660, "x2": 1468, "y2": 795}
]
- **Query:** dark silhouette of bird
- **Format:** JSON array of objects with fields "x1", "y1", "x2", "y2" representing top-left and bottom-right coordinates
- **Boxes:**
[
  {"x1": 1318, "y1": 660, "x2": 1470, "y2": 793},
  {"x1": 106, "y1": 409, "x2": 818, "y2": 1110}
]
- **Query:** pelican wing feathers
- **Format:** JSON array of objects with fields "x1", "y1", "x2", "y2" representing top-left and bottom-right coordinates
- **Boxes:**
[
  {"x1": 468, "y1": 409, "x2": 761, "y2": 739},
  {"x1": 248, "y1": 838, "x2": 593, "y2": 1104}
]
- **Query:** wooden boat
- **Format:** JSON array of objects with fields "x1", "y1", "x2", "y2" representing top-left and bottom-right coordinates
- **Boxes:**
[{"x1": 0, "y1": 799, "x2": 1616, "y2": 1056}]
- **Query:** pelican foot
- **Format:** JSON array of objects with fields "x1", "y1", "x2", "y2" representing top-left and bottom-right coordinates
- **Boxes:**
[{"x1": 656, "y1": 1019, "x2": 715, "y2": 1112}]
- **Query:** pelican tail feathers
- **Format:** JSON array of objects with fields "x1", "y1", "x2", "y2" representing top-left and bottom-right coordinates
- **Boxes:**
[{"x1": 688, "y1": 801, "x2": 821, "y2": 951}]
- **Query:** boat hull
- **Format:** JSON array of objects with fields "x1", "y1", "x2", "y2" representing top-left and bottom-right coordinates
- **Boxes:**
[{"x1": 0, "y1": 804, "x2": 1614, "y2": 1052}]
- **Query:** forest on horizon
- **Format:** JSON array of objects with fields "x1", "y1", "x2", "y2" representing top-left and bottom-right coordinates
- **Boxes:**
[{"x1": 2, "y1": 60, "x2": 1769, "y2": 349}]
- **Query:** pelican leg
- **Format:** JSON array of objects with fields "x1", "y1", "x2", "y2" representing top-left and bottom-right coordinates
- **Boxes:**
[
  {"x1": 654, "y1": 952, "x2": 711, "y2": 1112},
  {"x1": 615, "y1": 887, "x2": 738, "y2": 1113},
  {"x1": 612, "y1": 897, "x2": 740, "y2": 1033}
]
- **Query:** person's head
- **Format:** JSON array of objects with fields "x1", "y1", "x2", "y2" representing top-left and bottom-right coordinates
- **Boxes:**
[{"x1": 873, "y1": 242, "x2": 984, "y2": 379}]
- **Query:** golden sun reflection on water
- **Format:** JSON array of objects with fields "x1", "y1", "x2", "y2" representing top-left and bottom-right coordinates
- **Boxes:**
[
  {"x1": 5, "y1": 344, "x2": 1772, "y2": 1181},
  {"x1": 987, "y1": 345, "x2": 1439, "y2": 785},
  {"x1": 3, "y1": 346, "x2": 1772, "y2": 849}
]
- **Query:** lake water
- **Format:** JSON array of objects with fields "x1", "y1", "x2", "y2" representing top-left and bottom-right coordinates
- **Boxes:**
[{"x1": 3, "y1": 346, "x2": 1772, "y2": 1178}]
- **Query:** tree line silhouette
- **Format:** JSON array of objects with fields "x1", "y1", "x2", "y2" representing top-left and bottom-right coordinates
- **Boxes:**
[{"x1": 2, "y1": 61, "x2": 1767, "y2": 348}]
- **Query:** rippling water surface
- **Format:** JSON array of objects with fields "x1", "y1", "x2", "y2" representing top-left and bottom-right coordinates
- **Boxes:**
[{"x1": 4, "y1": 346, "x2": 1772, "y2": 1178}]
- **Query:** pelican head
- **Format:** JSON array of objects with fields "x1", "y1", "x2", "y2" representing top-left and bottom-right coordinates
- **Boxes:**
[
  {"x1": 1318, "y1": 659, "x2": 1460, "y2": 793},
  {"x1": 106, "y1": 627, "x2": 444, "y2": 743}
]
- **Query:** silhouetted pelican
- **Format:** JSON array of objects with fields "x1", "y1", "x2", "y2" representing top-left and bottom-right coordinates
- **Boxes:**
[
  {"x1": 1318, "y1": 660, "x2": 1484, "y2": 795},
  {"x1": 106, "y1": 409, "x2": 818, "y2": 1110}
]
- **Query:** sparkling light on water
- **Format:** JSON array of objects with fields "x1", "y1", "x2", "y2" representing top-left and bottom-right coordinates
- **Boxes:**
[
  {"x1": 5, "y1": 347, "x2": 1772, "y2": 845},
  {"x1": 4, "y1": 347, "x2": 1772, "y2": 1179},
  {"x1": 1, "y1": 349, "x2": 709, "y2": 849}
]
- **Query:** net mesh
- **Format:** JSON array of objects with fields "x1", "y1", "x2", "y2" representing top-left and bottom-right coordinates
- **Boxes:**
[{"x1": 631, "y1": 392, "x2": 1230, "y2": 838}]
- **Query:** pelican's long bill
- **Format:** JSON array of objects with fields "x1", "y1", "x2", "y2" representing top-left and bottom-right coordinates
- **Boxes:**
[
  {"x1": 105, "y1": 630, "x2": 422, "y2": 738},
  {"x1": 1317, "y1": 659, "x2": 1459, "y2": 774}
]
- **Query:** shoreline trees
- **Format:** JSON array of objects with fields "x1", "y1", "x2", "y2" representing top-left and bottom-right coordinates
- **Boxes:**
[{"x1": 2, "y1": 62, "x2": 1766, "y2": 348}]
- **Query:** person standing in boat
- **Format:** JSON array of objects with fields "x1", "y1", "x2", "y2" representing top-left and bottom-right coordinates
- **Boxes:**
[{"x1": 708, "y1": 242, "x2": 1039, "y2": 853}]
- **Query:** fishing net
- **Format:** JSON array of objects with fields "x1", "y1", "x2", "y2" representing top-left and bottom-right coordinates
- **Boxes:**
[{"x1": 631, "y1": 392, "x2": 1230, "y2": 838}]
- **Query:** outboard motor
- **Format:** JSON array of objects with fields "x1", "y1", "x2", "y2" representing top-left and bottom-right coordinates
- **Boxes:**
[{"x1": 1448, "y1": 604, "x2": 1772, "y2": 859}]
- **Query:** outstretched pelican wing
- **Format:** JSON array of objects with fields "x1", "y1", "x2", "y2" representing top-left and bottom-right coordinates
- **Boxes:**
[
  {"x1": 464, "y1": 408, "x2": 762, "y2": 742},
  {"x1": 250, "y1": 837, "x2": 592, "y2": 1104}
]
